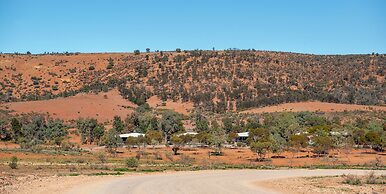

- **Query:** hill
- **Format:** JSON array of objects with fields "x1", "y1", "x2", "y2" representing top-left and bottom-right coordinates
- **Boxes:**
[
  {"x1": 1, "y1": 50, "x2": 385, "y2": 113},
  {"x1": 0, "y1": 89, "x2": 136, "y2": 122}
]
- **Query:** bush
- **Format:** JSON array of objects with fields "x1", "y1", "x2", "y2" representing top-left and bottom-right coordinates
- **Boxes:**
[
  {"x1": 126, "y1": 157, "x2": 139, "y2": 168},
  {"x1": 366, "y1": 172, "x2": 377, "y2": 184},
  {"x1": 9, "y1": 156, "x2": 18, "y2": 169},
  {"x1": 106, "y1": 63, "x2": 113, "y2": 70},
  {"x1": 179, "y1": 155, "x2": 194, "y2": 166},
  {"x1": 97, "y1": 152, "x2": 107, "y2": 164},
  {"x1": 343, "y1": 174, "x2": 361, "y2": 185},
  {"x1": 88, "y1": 65, "x2": 95, "y2": 70},
  {"x1": 164, "y1": 151, "x2": 174, "y2": 161}
]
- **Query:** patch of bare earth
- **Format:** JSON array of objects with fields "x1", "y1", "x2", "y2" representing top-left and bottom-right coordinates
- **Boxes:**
[
  {"x1": 0, "y1": 90, "x2": 136, "y2": 122},
  {"x1": 260, "y1": 175, "x2": 386, "y2": 194},
  {"x1": 241, "y1": 101, "x2": 386, "y2": 114},
  {"x1": 147, "y1": 95, "x2": 193, "y2": 115},
  {"x1": 0, "y1": 174, "x2": 114, "y2": 194}
]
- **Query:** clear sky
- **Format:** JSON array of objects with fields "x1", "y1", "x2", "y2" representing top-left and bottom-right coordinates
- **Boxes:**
[{"x1": 0, "y1": 0, "x2": 385, "y2": 54}]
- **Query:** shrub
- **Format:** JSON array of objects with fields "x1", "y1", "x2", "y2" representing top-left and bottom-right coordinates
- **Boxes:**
[
  {"x1": 88, "y1": 65, "x2": 95, "y2": 70},
  {"x1": 126, "y1": 157, "x2": 139, "y2": 168},
  {"x1": 9, "y1": 156, "x2": 18, "y2": 169},
  {"x1": 164, "y1": 151, "x2": 173, "y2": 161},
  {"x1": 97, "y1": 152, "x2": 107, "y2": 164},
  {"x1": 154, "y1": 151, "x2": 162, "y2": 160},
  {"x1": 60, "y1": 141, "x2": 76, "y2": 151},
  {"x1": 366, "y1": 172, "x2": 376, "y2": 184},
  {"x1": 52, "y1": 85, "x2": 58, "y2": 91},
  {"x1": 343, "y1": 174, "x2": 361, "y2": 185},
  {"x1": 179, "y1": 155, "x2": 194, "y2": 166},
  {"x1": 134, "y1": 50, "x2": 140, "y2": 55},
  {"x1": 106, "y1": 63, "x2": 113, "y2": 70}
]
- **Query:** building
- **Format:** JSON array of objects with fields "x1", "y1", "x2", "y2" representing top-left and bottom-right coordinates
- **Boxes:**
[
  {"x1": 119, "y1": 132, "x2": 145, "y2": 141},
  {"x1": 235, "y1": 132, "x2": 249, "y2": 143}
]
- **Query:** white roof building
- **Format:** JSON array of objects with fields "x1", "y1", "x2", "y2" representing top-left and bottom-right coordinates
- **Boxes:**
[
  {"x1": 178, "y1": 131, "x2": 198, "y2": 136},
  {"x1": 119, "y1": 133, "x2": 145, "y2": 138},
  {"x1": 237, "y1": 132, "x2": 249, "y2": 137}
]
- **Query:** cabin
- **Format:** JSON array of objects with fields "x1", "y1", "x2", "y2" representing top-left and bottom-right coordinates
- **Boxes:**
[
  {"x1": 235, "y1": 132, "x2": 249, "y2": 143},
  {"x1": 119, "y1": 132, "x2": 145, "y2": 142}
]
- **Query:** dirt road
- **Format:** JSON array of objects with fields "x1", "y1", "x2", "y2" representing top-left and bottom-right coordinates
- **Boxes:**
[{"x1": 65, "y1": 169, "x2": 384, "y2": 194}]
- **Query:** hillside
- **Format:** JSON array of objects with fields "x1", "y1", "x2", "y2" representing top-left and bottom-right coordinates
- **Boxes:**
[
  {"x1": 241, "y1": 101, "x2": 386, "y2": 114},
  {"x1": 0, "y1": 50, "x2": 385, "y2": 113},
  {"x1": 0, "y1": 90, "x2": 136, "y2": 122}
]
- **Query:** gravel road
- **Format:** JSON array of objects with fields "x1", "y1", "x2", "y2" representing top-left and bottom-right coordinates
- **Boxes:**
[{"x1": 65, "y1": 169, "x2": 384, "y2": 194}]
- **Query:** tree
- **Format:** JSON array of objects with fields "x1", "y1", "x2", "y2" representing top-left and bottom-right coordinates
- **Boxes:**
[
  {"x1": 93, "y1": 124, "x2": 105, "y2": 144},
  {"x1": 125, "y1": 112, "x2": 140, "y2": 132},
  {"x1": 45, "y1": 119, "x2": 68, "y2": 145},
  {"x1": 20, "y1": 115, "x2": 46, "y2": 148},
  {"x1": 137, "y1": 134, "x2": 147, "y2": 149},
  {"x1": 176, "y1": 48, "x2": 181, "y2": 53},
  {"x1": 248, "y1": 128, "x2": 271, "y2": 143},
  {"x1": 146, "y1": 48, "x2": 150, "y2": 53},
  {"x1": 101, "y1": 128, "x2": 121, "y2": 154},
  {"x1": 193, "y1": 111, "x2": 209, "y2": 132},
  {"x1": 11, "y1": 118, "x2": 22, "y2": 141},
  {"x1": 158, "y1": 110, "x2": 184, "y2": 143},
  {"x1": 352, "y1": 128, "x2": 366, "y2": 145},
  {"x1": 365, "y1": 131, "x2": 384, "y2": 152},
  {"x1": 222, "y1": 116, "x2": 233, "y2": 133},
  {"x1": 134, "y1": 50, "x2": 140, "y2": 55},
  {"x1": 289, "y1": 134, "x2": 308, "y2": 149},
  {"x1": 125, "y1": 136, "x2": 139, "y2": 149},
  {"x1": 265, "y1": 113, "x2": 300, "y2": 142},
  {"x1": 208, "y1": 120, "x2": 226, "y2": 154},
  {"x1": 146, "y1": 130, "x2": 163, "y2": 147},
  {"x1": 196, "y1": 132, "x2": 211, "y2": 145},
  {"x1": 113, "y1": 115, "x2": 124, "y2": 133},
  {"x1": 245, "y1": 116, "x2": 261, "y2": 129},
  {"x1": 313, "y1": 132, "x2": 333, "y2": 156},
  {"x1": 76, "y1": 118, "x2": 100, "y2": 144},
  {"x1": 170, "y1": 134, "x2": 183, "y2": 155},
  {"x1": 138, "y1": 112, "x2": 158, "y2": 133},
  {"x1": 248, "y1": 128, "x2": 272, "y2": 161},
  {"x1": 180, "y1": 134, "x2": 193, "y2": 145},
  {"x1": 250, "y1": 141, "x2": 272, "y2": 161}
]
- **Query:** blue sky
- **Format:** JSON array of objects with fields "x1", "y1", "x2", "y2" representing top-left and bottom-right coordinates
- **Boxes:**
[{"x1": 0, "y1": 0, "x2": 385, "y2": 54}]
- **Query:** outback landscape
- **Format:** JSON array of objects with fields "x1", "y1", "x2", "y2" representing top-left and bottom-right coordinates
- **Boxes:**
[
  {"x1": 1, "y1": 0, "x2": 385, "y2": 193},
  {"x1": 0, "y1": 50, "x2": 385, "y2": 193}
]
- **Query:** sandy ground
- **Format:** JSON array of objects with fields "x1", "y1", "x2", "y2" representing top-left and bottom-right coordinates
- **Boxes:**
[
  {"x1": 4, "y1": 169, "x2": 384, "y2": 194},
  {"x1": 147, "y1": 95, "x2": 194, "y2": 115},
  {"x1": 0, "y1": 90, "x2": 136, "y2": 122},
  {"x1": 261, "y1": 173, "x2": 386, "y2": 194},
  {"x1": 241, "y1": 101, "x2": 386, "y2": 113}
]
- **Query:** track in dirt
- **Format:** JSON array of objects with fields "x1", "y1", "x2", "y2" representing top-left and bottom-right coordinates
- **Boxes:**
[{"x1": 65, "y1": 169, "x2": 384, "y2": 194}]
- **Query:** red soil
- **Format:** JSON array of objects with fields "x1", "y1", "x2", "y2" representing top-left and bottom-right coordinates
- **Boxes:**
[
  {"x1": 147, "y1": 95, "x2": 194, "y2": 115},
  {"x1": 0, "y1": 90, "x2": 136, "y2": 122},
  {"x1": 241, "y1": 101, "x2": 386, "y2": 114}
]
